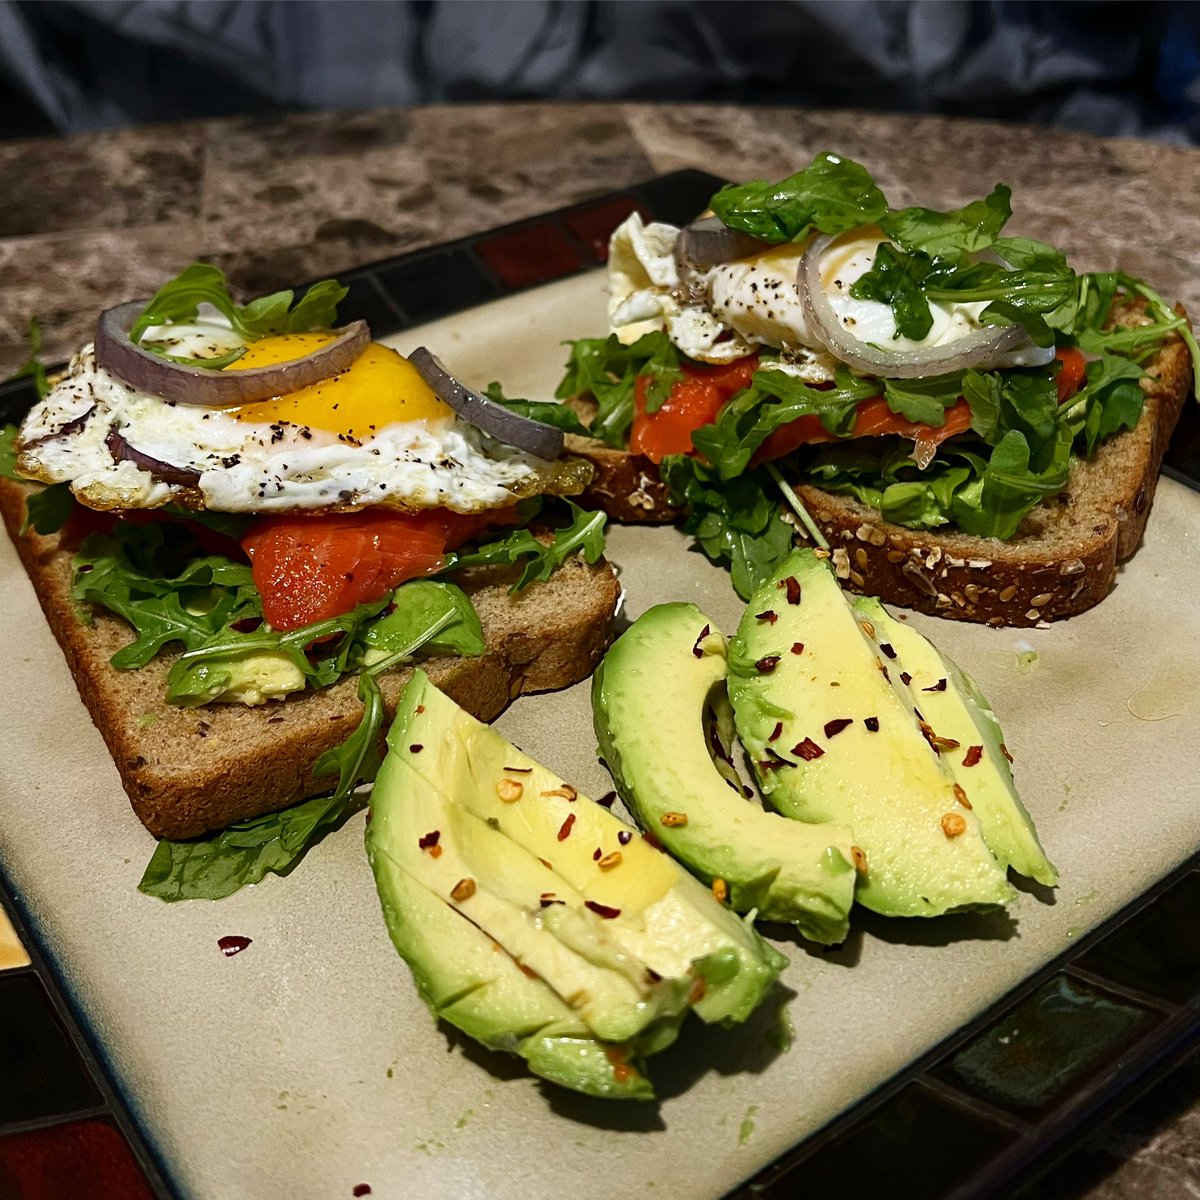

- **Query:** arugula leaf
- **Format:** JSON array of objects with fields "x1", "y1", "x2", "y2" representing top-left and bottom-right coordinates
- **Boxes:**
[
  {"x1": 1058, "y1": 354, "x2": 1146, "y2": 456},
  {"x1": 690, "y1": 366, "x2": 879, "y2": 481},
  {"x1": 879, "y1": 372, "x2": 964, "y2": 427},
  {"x1": 129, "y1": 264, "x2": 347, "y2": 344},
  {"x1": 879, "y1": 184, "x2": 1012, "y2": 258},
  {"x1": 362, "y1": 581, "x2": 485, "y2": 662},
  {"x1": 480, "y1": 382, "x2": 590, "y2": 437},
  {"x1": 661, "y1": 455, "x2": 795, "y2": 599},
  {"x1": 138, "y1": 782, "x2": 360, "y2": 902},
  {"x1": 961, "y1": 370, "x2": 1003, "y2": 443},
  {"x1": 6, "y1": 317, "x2": 50, "y2": 399},
  {"x1": 444, "y1": 501, "x2": 606, "y2": 591},
  {"x1": 709, "y1": 152, "x2": 888, "y2": 244},
  {"x1": 951, "y1": 430, "x2": 1071, "y2": 538},
  {"x1": 555, "y1": 332, "x2": 681, "y2": 446}
]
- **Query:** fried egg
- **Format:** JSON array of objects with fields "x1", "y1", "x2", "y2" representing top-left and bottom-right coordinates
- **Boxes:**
[
  {"x1": 608, "y1": 213, "x2": 1053, "y2": 372},
  {"x1": 18, "y1": 324, "x2": 584, "y2": 514}
]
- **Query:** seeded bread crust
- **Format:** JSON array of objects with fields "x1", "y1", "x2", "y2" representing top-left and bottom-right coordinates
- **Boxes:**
[
  {"x1": 563, "y1": 302, "x2": 1192, "y2": 626},
  {"x1": 0, "y1": 480, "x2": 620, "y2": 839}
]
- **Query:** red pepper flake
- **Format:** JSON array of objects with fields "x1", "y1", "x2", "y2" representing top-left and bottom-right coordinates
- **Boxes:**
[
  {"x1": 605, "y1": 1045, "x2": 636, "y2": 1083},
  {"x1": 451, "y1": 877, "x2": 476, "y2": 902},
  {"x1": 617, "y1": 830, "x2": 632, "y2": 845},
  {"x1": 768, "y1": 721, "x2": 783, "y2": 742},
  {"x1": 218, "y1": 936, "x2": 251, "y2": 957},
  {"x1": 598, "y1": 791, "x2": 617, "y2": 808},
  {"x1": 900, "y1": 671, "x2": 912, "y2": 686},
  {"x1": 823, "y1": 718, "x2": 853, "y2": 738},
  {"x1": 864, "y1": 716, "x2": 880, "y2": 732},
  {"x1": 688, "y1": 975, "x2": 708, "y2": 1004},
  {"x1": 642, "y1": 830, "x2": 665, "y2": 851},
  {"x1": 418, "y1": 830, "x2": 441, "y2": 850},
  {"x1": 791, "y1": 641, "x2": 805, "y2": 655},
  {"x1": 538, "y1": 857, "x2": 553, "y2": 869},
  {"x1": 756, "y1": 655, "x2": 781, "y2": 674},
  {"x1": 780, "y1": 576, "x2": 802, "y2": 605},
  {"x1": 415, "y1": 705, "x2": 425, "y2": 714},
  {"x1": 792, "y1": 737, "x2": 824, "y2": 761},
  {"x1": 409, "y1": 744, "x2": 423, "y2": 754},
  {"x1": 922, "y1": 678, "x2": 948, "y2": 692},
  {"x1": 504, "y1": 765, "x2": 533, "y2": 774},
  {"x1": 429, "y1": 845, "x2": 443, "y2": 859},
  {"x1": 557, "y1": 813, "x2": 576, "y2": 841},
  {"x1": 353, "y1": 1186, "x2": 373, "y2": 1197},
  {"x1": 539, "y1": 894, "x2": 563, "y2": 907},
  {"x1": 1000, "y1": 742, "x2": 1014, "y2": 763},
  {"x1": 692, "y1": 623, "x2": 711, "y2": 658},
  {"x1": 708, "y1": 719, "x2": 736, "y2": 766},
  {"x1": 756, "y1": 610, "x2": 778, "y2": 625},
  {"x1": 592, "y1": 847, "x2": 602, "y2": 861},
  {"x1": 963, "y1": 745, "x2": 984, "y2": 767},
  {"x1": 879, "y1": 642, "x2": 897, "y2": 660},
  {"x1": 585, "y1": 900, "x2": 621, "y2": 919}
]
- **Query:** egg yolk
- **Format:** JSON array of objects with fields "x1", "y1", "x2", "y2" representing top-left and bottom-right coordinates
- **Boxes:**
[{"x1": 223, "y1": 332, "x2": 451, "y2": 438}]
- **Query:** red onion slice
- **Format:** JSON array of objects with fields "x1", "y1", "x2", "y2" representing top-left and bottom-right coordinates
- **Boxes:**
[
  {"x1": 95, "y1": 301, "x2": 370, "y2": 406},
  {"x1": 106, "y1": 426, "x2": 203, "y2": 488},
  {"x1": 798, "y1": 234, "x2": 1028, "y2": 378},
  {"x1": 407, "y1": 347, "x2": 563, "y2": 460},
  {"x1": 676, "y1": 216, "x2": 772, "y2": 267}
]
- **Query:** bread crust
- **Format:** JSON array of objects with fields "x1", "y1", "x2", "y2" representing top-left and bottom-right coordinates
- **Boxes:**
[
  {"x1": 563, "y1": 304, "x2": 1192, "y2": 626},
  {"x1": 0, "y1": 481, "x2": 619, "y2": 839}
]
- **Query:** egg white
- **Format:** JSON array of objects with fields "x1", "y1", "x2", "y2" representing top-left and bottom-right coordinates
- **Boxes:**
[
  {"x1": 607, "y1": 213, "x2": 1054, "y2": 372},
  {"x1": 18, "y1": 327, "x2": 560, "y2": 514}
]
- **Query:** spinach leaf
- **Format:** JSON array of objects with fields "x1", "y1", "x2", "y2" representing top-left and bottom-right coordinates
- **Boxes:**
[
  {"x1": 444, "y1": 501, "x2": 606, "y2": 591},
  {"x1": 661, "y1": 455, "x2": 795, "y2": 600},
  {"x1": 22, "y1": 483, "x2": 74, "y2": 535},
  {"x1": 709, "y1": 152, "x2": 888, "y2": 244},
  {"x1": 129, "y1": 264, "x2": 347, "y2": 344},
  {"x1": 138, "y1": 788, "x2": 359, "y2": 902},
  {"x1": 481, "y1": 382, "x2": 590, "y2": 437},
  {"x1": 879, "y1": 184, "x2": 1011, "y2": 258}
]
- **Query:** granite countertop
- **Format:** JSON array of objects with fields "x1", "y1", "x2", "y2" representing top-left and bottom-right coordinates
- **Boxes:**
[{"x1": 2, "y1": 102, "x2": 1199, "y2": 1197}]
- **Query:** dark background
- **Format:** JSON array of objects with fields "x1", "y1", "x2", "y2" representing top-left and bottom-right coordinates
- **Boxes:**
[{"x1": 1, "y1": 0, "x2": 1198, "y2": 142}]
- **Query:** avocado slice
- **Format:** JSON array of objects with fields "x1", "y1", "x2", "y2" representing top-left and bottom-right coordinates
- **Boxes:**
[
  {"x1": 367, "y1": 671, "x2": 786, "y2": 1097},
  {"x1": 592, "y1": 602, "x2": 857, "y2": 943},
  {"x1": 852, "y1": 596, "x2": 1058, "y2": 888},
  {"x1": 728, "y1": 549, "x2": 1016, "y2": 917}
]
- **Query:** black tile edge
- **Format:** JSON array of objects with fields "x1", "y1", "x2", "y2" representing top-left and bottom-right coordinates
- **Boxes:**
[
  {"x1": 1163, "y1": 391, "x2": 1200, "y2": 491},
  {"x1": 0, "y1": 865, "x2": 180, "y2": 1200},
  {"x1": 727, "y1": 850, "x2": 1200, "y2": 1200}
]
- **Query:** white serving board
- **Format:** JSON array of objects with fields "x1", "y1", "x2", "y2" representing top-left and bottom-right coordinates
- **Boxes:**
[{"x1": 2, "y1": 270, "x2": 1198, "y2": 1200}]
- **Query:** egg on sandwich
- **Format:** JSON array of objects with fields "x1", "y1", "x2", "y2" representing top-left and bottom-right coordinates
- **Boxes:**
[{"x1": 18, "y1": 283, "x2": 585, "y2": 518}]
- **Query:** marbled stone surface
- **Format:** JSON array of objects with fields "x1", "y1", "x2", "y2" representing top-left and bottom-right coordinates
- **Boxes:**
[{"x1": 3, "y1": 103, "x2": 1199, "y2": 1198}]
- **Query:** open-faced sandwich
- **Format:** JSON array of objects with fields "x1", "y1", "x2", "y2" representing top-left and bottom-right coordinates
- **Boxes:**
[
  {"x1": 0, "y1": 266, "x2": 619, "y2": 895},
  {"x1": 549, "y1": 153, "x2": 1196, "y2": 624}
]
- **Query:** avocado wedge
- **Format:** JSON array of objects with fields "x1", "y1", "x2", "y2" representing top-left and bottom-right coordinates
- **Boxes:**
[
  {"x1": 728, "y1": 549, "x2": 1019, "y2": 917},
  {"x1": 593, "y1": 602, "x2": 857, "y2": 943},
  {"x1": 366, "y1": 670, "x2": 786, "y2": 1098},
  {"x1": 852, "y1": 595, "x2": 1057, "y2": 887}
]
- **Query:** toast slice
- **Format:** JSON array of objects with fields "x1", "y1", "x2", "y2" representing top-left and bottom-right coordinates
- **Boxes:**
[
  {"x1": 0, "y1": 479, "x2": 620, "y2": 839},
  {"x1": 563, "y1": 305, "x2": 1193, "y2": 626}
]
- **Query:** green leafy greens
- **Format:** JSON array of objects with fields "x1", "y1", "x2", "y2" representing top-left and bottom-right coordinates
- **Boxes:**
[{"x1": 128, "y1": 263, "x2": 348, "y2": 345}]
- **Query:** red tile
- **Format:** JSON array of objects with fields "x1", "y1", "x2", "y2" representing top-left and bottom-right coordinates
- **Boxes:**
[
  {"x1": 0, "y1": 1119, "x2": 157, "y2": 1200},
  {"x1": 474, "y1": 222, "x2": 583, "y2": 289},
  {"x1": 563, "y1": 196, "x2": 649, "y2": 261}
]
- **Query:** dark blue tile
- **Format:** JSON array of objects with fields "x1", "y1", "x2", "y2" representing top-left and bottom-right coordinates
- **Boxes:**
[
  {"x1": 0, "y1": 974, "x2": 101, "y2": 1126},
  {"x1": 333, "y1": 275, "x2": 405, "y2": 338},
  {"x1": 1075, "y1": 870, "x2": 1200, "y2": 1004},
  {"x1": 941, "y1": 974, "x2": 1155, "y2": 1114},
  {"x1": 634, "y1": 168, "x2": 725, "y2": 227},
  {"x1": 732, "y1": 1083, "x2": 1014, "y2": 1200},
  {"x1": 374, "y1": 247, "x2": 499, "y2": 324}
]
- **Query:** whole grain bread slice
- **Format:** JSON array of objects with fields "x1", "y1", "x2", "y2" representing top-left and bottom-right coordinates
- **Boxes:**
[
  {"x1": 0, "y1": 479, "x2": 620, "y2": 839},
  {"x1": 562, "y1": 303, "x2": 1192, "y2": 626}
]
